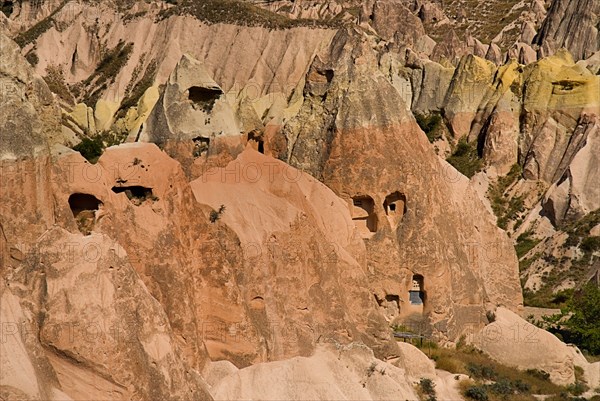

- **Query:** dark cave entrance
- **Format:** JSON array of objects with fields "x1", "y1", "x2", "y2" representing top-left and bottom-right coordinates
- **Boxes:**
[
  {"x1": 351, "y1": 195, "x2": 377, "y2": 235},
  {"x1": 192, "y1": 136, "x2": 210, "y2": 158},
  {"x1": 111, "y1": 186, "x2": 155, "y2": 206},
  {"x1": 187, "y1": 86, "x2": 222, "y2": 113},
  {"x1": 248, "y1": 130, "x2": 264, "y2": 154},
  {"x1": 68, "y1": 193, "x2": 102, "y2": 235}
]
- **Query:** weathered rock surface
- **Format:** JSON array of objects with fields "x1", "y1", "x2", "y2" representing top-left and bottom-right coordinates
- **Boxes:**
[
  {"x1": 443, "y1": 54, "x2": 496, "y2": 138},
  {"x1": 191, "y1": 148, "x2": 397, "y2": 360},
  {"x1": 10, "y1": 228, "x2": 212, "y2": 400},
  {"x1": 141, "y1": 54, "x2": 241, "y2": 145},
  {"x1": 367, "y1": 0, "x2": 426, "y2": 46},
  {"x1": 541, "y1": 114, "x2": 600, "y2": 225},
  {"x1": 0, "y1": 32, "x2": 65, "y2": 159},
  {"x1": 474, "y1": 307, "x2": 576, "y2": 385},
  {"x1": 285, "y1": 30, "x2": 522, "y2": 340},
  {"x1": 3, "y1": 0, "x2": 598, "y2": 396},
  {"x1": 535, "y1": 0, "x2": 600, "y2": 61},
  {"x1": 210, "y1": 344, "x2": 419, "y2": 401}
]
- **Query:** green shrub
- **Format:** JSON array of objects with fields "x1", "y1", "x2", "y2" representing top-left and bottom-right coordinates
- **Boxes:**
[
  {"x1": 415, "y1": 112, "x2": 444, "y2": 143},
  {"x1": 513, "y1": 379, "x2": 531, "y2": 393},
  {"x1": 467, "y1": 363, "x2": 497, "y2": 380},
  {"x1": 25, "y1": 51, "x2": 39, "y2": 66},
  {"x1": 515, "y1": 231, "x2": 540, "y2": 258},
  {"x1": 1, "y1": 1, "x2": 14, "y2": 17},
  {"x1": 580, "y1": 236, "x2": 600, "y2": 253},
  {"x1": 464, "y1": 385, "x2": 488, "y2": 401},
  {"x1": 490, "y1": 379, "x2": 513, "y2": 396},
  {"x1": 419, "y1": 377, "x2": 436, "y2": 395},
  {"x1": 446, "y1": 138, "x2": 483, "y2": 178},
  {"x1": 73, "y1": 137, "x2": 104, "y2": 163},
  {"x1": 567, "y1": 382, "x2": 588, "y2": 396},
  {"x1": 563, "y1": 283, "x2": 600, "y2": 355}
]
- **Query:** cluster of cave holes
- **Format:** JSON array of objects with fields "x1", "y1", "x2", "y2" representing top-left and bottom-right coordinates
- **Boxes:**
[
  {"x1": 187, "y1": 86, "x2": 222, "y2": 113},
  {"x1": 374, "y1": 275, "x2": 426, "y2": 321},
  {"x1": 68, "y1": 193, "x2": 102, "y2": 235},
  {"x1": 351, "y1": 192, "x2": 407, "y2": 235},
  {"x1": 111, "y1": 186, "x2": 156, "y2": 206}
]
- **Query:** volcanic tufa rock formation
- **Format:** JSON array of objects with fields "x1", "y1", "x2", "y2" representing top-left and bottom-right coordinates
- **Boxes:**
[
  {"x1": 2, "y1": 0, "x2": 600, "y2": 397},
  {"x1": 535, "y1": 0, "x2": 600, "y2": 61},
  {"x1": 141, "y1": 54, "x2": 241, "y2": 145},
  {"x1": 284, "y1": 30, "x2": 522, "y2": 340}
]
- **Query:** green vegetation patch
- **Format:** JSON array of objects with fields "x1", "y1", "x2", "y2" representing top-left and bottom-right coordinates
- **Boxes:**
[
  {"x1": 531, "y1": 283, "x2": 600, "y2": 356},
  {"x1": 446, "y1": 137, "x2": 484, "y2": 178},
  {"x1": 44, "y1": 65, "x2": 74, "y2": 104},
  {"x1": 14, "y1": 1, "x2": 68, "y2": 47},
  {"x1": 157, "y1": 0, "x2": 342, "y2": 29},
  {"x1": 415, "y1": 112, "x2": 444, "y2": 143},
  {"x1": 117, "y1": 60, "x2": 158, "y2": 119},
  {"x1": 488, "y1": 163, "x2": 524, "y2": 229},
  {"x1": 417, "y1": 377, "x2": 437, "y2": 401},
  {"x1": 25, "y1": 51, "x2": 39, "y2": 66},
  {"x1": 431, "y1": 344, "x2": 563, "y2": 400},
  {"x1": 72, "y1": 131, "x2": 124, "y2": 163},
  {"x1": 515, "y1": 231, "x2": 540, "y2": 259},
  {"x1": 565, "y1": 209, "x2": 600, "y2": 246}
]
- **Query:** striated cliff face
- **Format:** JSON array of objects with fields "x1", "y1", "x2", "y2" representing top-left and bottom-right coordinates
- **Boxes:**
[
  {"x1": 1, "y1": 0, "x2": 599, "y2": 397},
  {"x1": 535, "y1": 0, "x2": 600, "y2": 61}
]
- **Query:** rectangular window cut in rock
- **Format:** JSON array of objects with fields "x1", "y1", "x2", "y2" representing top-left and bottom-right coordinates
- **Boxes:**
[
  {"x1": 409, "y1": 274, "x2": 425, "y2": 306},
  {"x1": 351, "y1": 195, "x2": 377, "y2": 236}
]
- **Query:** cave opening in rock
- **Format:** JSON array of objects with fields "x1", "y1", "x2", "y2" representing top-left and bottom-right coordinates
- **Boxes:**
[
  {"x1": 1, "y1": 1, "x2": 13, "y2": 17},
  {"x1": 187, "y1": 86, "x2": 222, "y2": 113},
  {"x1": 68, "y1": 193, "x2": 102, "y2": 235},
  {"x1": 111, "y1": 186, "x2": 156, "y2": 206},
  {"x1": 384, "y1": 191, "x2": 407, "y2": 229},
  {"x1": 248, "y1": 130, "x2": 264, "y2": 154},
  {"x1": 409, "y1": 274, "x2": 425, "y2": 306},
  {"x1": 351, "y1": 195, "x2": 377, "y2": 235},
  {"x1": 192, "y1": 136, "x2": 210, "y2": 157},
  {"x1": 384, "y1": 192, "x2": 406, "y2": 216}
]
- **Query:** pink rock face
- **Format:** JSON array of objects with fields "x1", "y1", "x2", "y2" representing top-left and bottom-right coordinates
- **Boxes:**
[
  {"x1": 285, "y1": 31, "x2": 522, "y2": 340},
  {"x1": 47, "y1": 143, "x2": 396, "y2": 369},
  {"x1": 191, "y1": 148, "x2": 397, "y2": 361},
  {"x1": 51, "y1": 143, "x2": 252, "y2": 368}
]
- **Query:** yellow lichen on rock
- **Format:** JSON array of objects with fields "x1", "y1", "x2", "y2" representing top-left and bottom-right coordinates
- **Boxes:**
[
  {"x1": 127, "y1": 85, "x2": 160, "y2": 139},
  {"x1": 523, "y1": 49, "x2": 600, "y2": 113},
  {"x1": 94, "y1": 99, "x2": 120, "y2": 133},
  {"x1": 69, "y1": 102, "x2": 96, "y2": 134}
]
